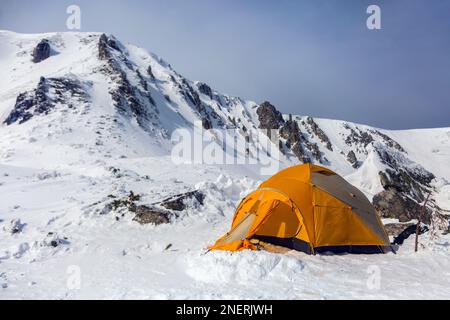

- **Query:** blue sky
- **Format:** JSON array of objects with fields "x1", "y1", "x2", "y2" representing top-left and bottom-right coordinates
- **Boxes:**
[{"x1": 1, "y1": 0, "x2": 449, "y2": 129}]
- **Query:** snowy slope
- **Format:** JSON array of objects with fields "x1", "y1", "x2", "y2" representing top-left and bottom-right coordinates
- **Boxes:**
[{"x1": 0, "y1": 31, "x2": 450, "y2": 299}]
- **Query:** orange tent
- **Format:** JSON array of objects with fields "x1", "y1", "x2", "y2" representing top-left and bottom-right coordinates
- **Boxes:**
[{"x1": 210, "y1": 164, "x2": 390, "y2": 254}]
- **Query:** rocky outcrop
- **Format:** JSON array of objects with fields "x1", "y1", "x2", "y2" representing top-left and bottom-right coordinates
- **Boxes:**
[
  {"x1": 100, "y1": 190, "x2": 205, "y2": 225},
  {"x1": 371, "y1": 130, "x2": 405, "y2": 152},
  {"x1": 4, "y1": 91, "x2": 37, "y2": 125},
  {"x1": 177, "y1": 78, "x2": 222, "y2": 129},
  {"x1": 158, "y1": 190, "x2": 205, "y2": 211},
  {"x1": 305, "y1": 117, "x2": 333, "y2": 151},
  {"x1": 388, "y1": 224, "x2": 429, "y2": 245},
  {"x1": 346, "y1": 150, "x2": 359, "y2": 168},
  {"x1": 256, "y1": 102, "x2": 328, "y2": 164},
  {"x1": 384, "y1": 222, "x2": 415, "y2": 237},
  {"x1": 279, "y1": 119, "x2": 309, "y2": 163},
  {"x1": 32, "y1": 39, "x2": 51, "y2": 63},
  {"x1": 197, "y1": 82, "x2": 213, "y2": 99},
  {"x1": 133, "y1": 206, "x2": 171, "y2": 225},
  {"x1": 257, "y1": 101, "x2": 284, "y2": 130},
  {"x1": 98, "y1": 33, "x2": 121, "y2": 60},
  {"x1": 372, "y1": 144, "x2": 436, "y2": 223},
  {"x1": 98, "y1": 34, "x2": 160, "y2": 133},
  {"x1": 147, "y1": 65, "x2": 155, "y2": 80},
  {"x1": 182, "y1": 78, "x2": 202, "y2": 108},
  {"x1": 4, "y1": 77, "x2": 89, "y2": 125},
  {"x1": 344, "y1": 124, "x2": 374, "y2": 150},
  {"x1": 376, "y1": 148, "x2": 434, "y2": 202},
  {"x1": 373, "y1": 188, "x2": 426, "y2": 222}
]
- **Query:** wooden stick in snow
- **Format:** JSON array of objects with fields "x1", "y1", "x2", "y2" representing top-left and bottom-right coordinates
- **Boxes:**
[{"x1": 415, "y1": 191, "x2": 432, "y2": 253}]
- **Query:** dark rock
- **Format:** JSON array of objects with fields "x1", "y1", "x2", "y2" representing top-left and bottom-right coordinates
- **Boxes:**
[
  {"x1": 107, "y1": 59, "x2": 159, "y2": 131},
  {"x1": 371, "y1": 130, "x2": 405, "y2": 152},
  {"x1": 101, "y1": 190, "x2": 204, "y2": 225},
  {"x1": 4, "y1": 92, "x2": 35, "y2": 125},
  {"x1": 346, "y1": 150, "x2": 359, "y2": 168},
  {"x1": 3, "y1": 219, "x2": 26, "y2": 234},
  {"x1": 202, "y1": 117, "x2": 212, "y2": 130},
  {"x1": 257, "y1": 101, "x2": 284, "y2": 130},
  {"x1": 307, "y1": 141, "x2": 322, "y2": 163},
  {"x1": 291, "y1": 143, "x2": 311, "y2": 163},
  {"x1": 377, "y1": 146, "x2": 433, "y2": 194},
  {"x1": 98, "y1": 34, "x2": 111, "y2": 60},
  {"x1": 147, "y1": 65, "x2": 155, "y2": 79},
  {"x1": 280, "y1": 119, "x2": 300, "y2": 145},
  {"x1": 32, "y1": 39, "x2": 51, "y2": 63},
  {"x1": 279, "y1": 119, "x2": 309, "y2": 163},
  {"x1": 197, "y1": 82, "x2": 213, "y2": 99},
  {"x1": 136, "y1": 69, "x2": 148, "y2": 91},
  {"x1": 384, "y1": 222, "x2": 415, "y2": 237},
  {"x1": 182, "y1": 79, "x2": 201, "y2": 108},
  {"x1": 373, "y1": 144, "x2": 438, "y2": 226},
  {"x1": 391, "y1": 223, "x2": 428, "y2": 245},
  {"x1": 344, "y1": 125, "x2": 374, "y2": 148},
  {"x1": 44, "y1": 232, "x2": 69, "y2": 247},
  {"x1": 4, "y1": 77, "x2": 89, "y2": 125},
  {"x1": 373, "y1": 187, "x2": 432, "y2": 223},
  {"x1": 133, "y1": 206, "x2": 171, "y2": 225},
  {"x1": 176, "y1": 78, "x2": 221, "y2": 129},
  {"x1": 305, "y1": 117, "x2": 333, "y2": 151},
  {"x1": 159, "y1": 190, "x2": 205, "y2": 211},
  {"x1": 98, "y1": 34, "x2": 121, "y2": 61}
]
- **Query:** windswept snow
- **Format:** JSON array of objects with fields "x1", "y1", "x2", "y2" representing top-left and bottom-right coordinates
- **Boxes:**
[
  {"x1": 0, "y1": 30, "x2": 450, "y2": 300},
  {"x1": 1, "y1": 160, "x2": 449, "y2": 299}
]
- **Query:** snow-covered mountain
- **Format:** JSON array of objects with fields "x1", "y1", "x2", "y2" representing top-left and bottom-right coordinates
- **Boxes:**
[{"x1": 1, "y1": 31, "x2": 449, "y2": 299}]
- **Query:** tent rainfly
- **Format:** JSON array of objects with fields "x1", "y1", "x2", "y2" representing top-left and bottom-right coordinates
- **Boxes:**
[{"x1": 210, "y1": 164, "x2": 390, "y2": 254}]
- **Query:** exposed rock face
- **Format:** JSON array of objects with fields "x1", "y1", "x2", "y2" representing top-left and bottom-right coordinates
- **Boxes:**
[
  {"x1": 98, "y1": 33, "x2": 121, "y2": 60},
  {"x1": 371, "y1": 143, "x2": 437, "y2": 224},
  {"x1": 279, "y1": 119, "x2": 310, "y2": 163},
  {"x1": 197, "y1": 82, "x2": 213, "y2": 99},
  {"x1": 158, "y1": 190, "x2": 205, "y2": 211},
  {"x1": 133, "y1": 206, "x2": 171, "y2": 225},
  {"x1": 305, "y1": 117, "x2": 333, "y2": 151},
  {"x1": 182, "y1": 78, "x2": 202, "y2": 108},
  {"x1": 344, "y1": 124, "x2": 374, "y2": 149},
  {"x1": 384, "y1": 222, "x2": 415, "y2": 237},
  {"x1": 147, "y1": 65, "x2": 155, "y2": 79},
  {"x1": 32, "y1": 39, "x2": 51, "y2": 63},
  {"x1": 257, "y1": 101, "x2": 284, "y2": 130},
  {"x1": 372, "y1": 130, "x2": 405, "y2": 152},
  {"x1": 4, "y1": 77, "x2": 89, "y2": 125},
  {"x1": 101, "y1": 190, "x2": 205, "y2": 225},
  {"x1": 392, "y1": 224, "x2": 429, "y2": 245},
  {"x1": 133, "y1": 190, "x2": 205, "y2": 225},
  {"x1": 5, "y1": 91, "x2": 37, "y2": 125},
  {"x1": 373, "y1": 188, "x2": 423, "y2": 222},
  {"x1": 256, "y1": 102, "x2": 329, "y2": 164},
  {"x1": 175, "y1": 78, "x2": 222, "y2": 130},
  {"x1": 98, "y1": 34, "x2": 160, "y2": 134},
  {"x1": 202, "y1": 118, "x2": 212, "y2": 130},
  {"x1": 346, "y1": 150, "x2": 359, "y2": 168},
  {"x1": 376, "y1": 148, "x2": 434, "y2": 201}
]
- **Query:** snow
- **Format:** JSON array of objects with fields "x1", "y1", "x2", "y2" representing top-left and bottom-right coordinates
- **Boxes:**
[
  {"x1": 0, "y1": 31, "x2": 450, "y2": 299},
  {"x1": 1, "y1": 160, "x2": 449, "y2": 299}
]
